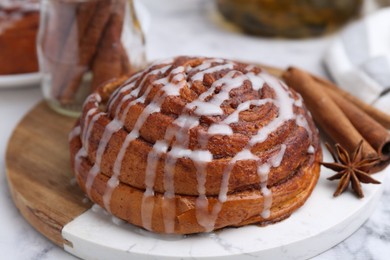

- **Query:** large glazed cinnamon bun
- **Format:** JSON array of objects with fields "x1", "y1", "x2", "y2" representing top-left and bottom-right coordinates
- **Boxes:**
[{"x1": 69, "y1": 56, "x2": 322, "y2": 234}]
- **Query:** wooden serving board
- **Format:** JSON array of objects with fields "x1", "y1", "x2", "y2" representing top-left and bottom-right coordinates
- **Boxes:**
[{"x1": 6, "y1": 101, "x2": 92, "y2": 247}]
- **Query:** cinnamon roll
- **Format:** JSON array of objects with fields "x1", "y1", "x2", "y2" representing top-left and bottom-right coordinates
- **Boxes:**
[
  {"x1": 69, "y1": 56, "x2": 322, "y2": 234},
  {"x1": 0, "y1": 0, "x2": 39, "y2": 75}
]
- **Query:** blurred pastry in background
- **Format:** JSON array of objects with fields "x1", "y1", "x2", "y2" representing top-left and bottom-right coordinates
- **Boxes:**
[
  {"x1": 376, "y1": 0, "x2": 390, "y2": 6},
  {"x1": 217, "y1": 0, "x2": 363, "y2": 38},
  {"x1": 0, "y1": 0, "x2": 40, "y2": 75}
]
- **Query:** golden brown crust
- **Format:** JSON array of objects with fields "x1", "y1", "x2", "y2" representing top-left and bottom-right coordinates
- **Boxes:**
[{"x1": 70, "y1": 56, "x2": 322, "y2": 234}]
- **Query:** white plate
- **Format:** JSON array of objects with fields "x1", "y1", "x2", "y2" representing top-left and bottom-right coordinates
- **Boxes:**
[
  {"x1": 62, "y1": 144, "x2": 388, "y2": 260},
  {"x1": 0, "y1": 72, "x2": 42, "y2": 89}
]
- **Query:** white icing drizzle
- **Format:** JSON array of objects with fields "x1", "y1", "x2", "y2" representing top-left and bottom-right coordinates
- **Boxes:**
[
  {"x1": 81, "y1": 94, "x2": 102, "y2": 152},
  {"x1": 244, "y1": 64, "x2": 255, "y2": 71},
  {"x1": 85, "y1": 119, "x2": 123, "y2": 197},
  {"x1": 258, "y1": 144, "x2": 287, "y2": 218},
  {"x1": 223, "y1": 99, "x2": 273, "y2": 124},
  {"x1": 74, "y1": 148, "x2": 87, "y2": 178},
  {"x1": 141, "y1": 140, "x2": 169, "y2": 231},
  {"x1": 258, "y1": 164, "x2": 271, "y2": 183},
  {"x1": 192, "y1": 58, "x2": 225, "y2": 72},
  {"x1": 271, "y1": 144, "x2": 287, "y2": 168},
  {"x1": 294, "y1": 97, "x2": 303, "y2": 107},
  {"x1": 247, "y1": 72, "x2": 265, "y2": 91},
  {"x1": 195, "y1": 199, "x2": 222, "y2": 233},
  {"x1": 219, "y1": 150, "x2": 258, "y2": 203},
  {"x1": 296, "y1": 114, "x2": 312, "y2": 140},
  {"x1": 208, "y1": 124, "x2": 233, "y2": 135},
  {"x1": 307, "y1": 145, "x2": 315, "y2": 154},
  {"x1": 83, "y1": 92, "x2": 101, "y2": 107},
  {"x1": 192, "y1": 150, "x2": 215, "y2": 232},
  {"x1": 81, "y1": 106, "x2": 97, "y2": 143},
  {"x1": 83, "y1": 111, "x2": 103, "y2": 154},
  {"x1": 260, "y1": 183, "x2": 272, "y2": 218},
  {"x1": 192, "y1": 64, "x2": 234, "y2": 81},
  {"x1": 68, "y1": 125, "x2": 81, "y2": 142},
  {"x1": 81, "y1": 93, "x2": 101, "y2": 148}
]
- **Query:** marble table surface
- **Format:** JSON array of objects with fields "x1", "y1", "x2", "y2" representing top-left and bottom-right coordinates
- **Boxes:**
[{"x1": 1, "y1": 0, "x2": 389, "y2": 259}]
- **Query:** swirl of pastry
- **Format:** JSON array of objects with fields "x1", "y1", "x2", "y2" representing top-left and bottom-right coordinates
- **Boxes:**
[{"x1": 69, "y1": 56, "x2": 322, "y2": 234}]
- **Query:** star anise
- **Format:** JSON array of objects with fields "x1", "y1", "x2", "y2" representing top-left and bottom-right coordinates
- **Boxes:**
[{"x1": 321, "y1": 141, "x2": 381, "y2": 198}]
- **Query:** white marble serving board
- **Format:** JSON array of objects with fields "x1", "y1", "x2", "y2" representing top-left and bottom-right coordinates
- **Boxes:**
[{"x1": 62, "y1": 144, "x2": 388, "y2": 260}]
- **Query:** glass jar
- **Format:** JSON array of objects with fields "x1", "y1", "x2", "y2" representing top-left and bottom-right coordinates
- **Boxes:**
[
  {"x1": 217, "y1": 0, "x2": 363, "y2": 38},
  {"x1": 37, "y1": 0, "x2": 146, "y2": 117}
]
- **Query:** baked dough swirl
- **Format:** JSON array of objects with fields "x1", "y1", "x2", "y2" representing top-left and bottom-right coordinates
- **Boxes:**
[{"x1": 69, "y1": 56, "x2": 322, "y2": 234}]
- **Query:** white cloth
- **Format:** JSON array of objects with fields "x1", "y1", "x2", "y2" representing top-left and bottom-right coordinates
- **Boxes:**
[{"x1": 324, "y1": 8, "x2": 390, "y2": 113}]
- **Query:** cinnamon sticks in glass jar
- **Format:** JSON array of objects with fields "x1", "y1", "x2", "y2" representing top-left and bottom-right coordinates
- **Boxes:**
[{"x1": 37, "y1": 0, "x2": 146, "y2": 117}]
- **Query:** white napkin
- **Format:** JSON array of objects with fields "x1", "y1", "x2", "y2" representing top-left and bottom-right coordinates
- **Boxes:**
[{"x1": 324, "y1": 8, "x2": 390, "y2": 112}]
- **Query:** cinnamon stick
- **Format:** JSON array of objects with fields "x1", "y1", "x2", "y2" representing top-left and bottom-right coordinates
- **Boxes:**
[
  {"x1": 76, "y1": 1, "x2": 98, "y2": 43},
  {"x1": 58, "y1": 0, "x2": 113, "y2": 104},
  {"x1": 326, "y1": 88, "x2": 390, "y2": 160},
  {"x1": 51, "y1": 0, "x2": 99, "y2": 100},
  {"x1": 313, "y1": 75, "x2": 390, "y2": 129},
  {"x1": 282, "y1": 67, "x2": 378, "y2": 159},
  {"x1": 90, "y1": 0, "x2": 126, "y2": 91}
]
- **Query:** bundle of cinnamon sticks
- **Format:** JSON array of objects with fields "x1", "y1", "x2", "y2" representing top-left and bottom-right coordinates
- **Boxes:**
[
  {"x1": 282, "y1": 67, "x2": 390, "y2": 173},
  {"x1": 46, "y1": 0, "x2": 133, "y2": 105}
]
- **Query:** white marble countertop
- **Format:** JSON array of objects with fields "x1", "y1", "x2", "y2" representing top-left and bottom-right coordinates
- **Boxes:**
[{"x1": 1, "y1": 0, "x2": 389, "y2": 259}]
